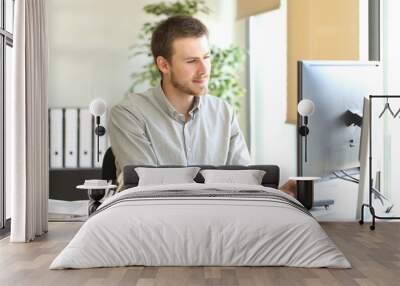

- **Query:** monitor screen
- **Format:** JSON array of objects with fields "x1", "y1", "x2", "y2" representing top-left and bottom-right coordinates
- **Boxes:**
[{"x1": 297, "y1": 61, "x2": 383, "y2": 177}]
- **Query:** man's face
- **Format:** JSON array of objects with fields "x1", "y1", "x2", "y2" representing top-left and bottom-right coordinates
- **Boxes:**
[{"x1": 162, "y1": 36, "x2": 211, "y2": 96}]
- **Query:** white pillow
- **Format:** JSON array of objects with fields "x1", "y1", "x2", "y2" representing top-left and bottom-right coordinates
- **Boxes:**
[
  {"x1": 135, "y1": 167, "x2": 200, "y2": 186},
  {"x1": 200, "y1": 169, "x2": 266, "y2": 185}
]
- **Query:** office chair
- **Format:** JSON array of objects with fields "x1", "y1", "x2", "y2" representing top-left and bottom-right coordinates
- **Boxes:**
[{"x1": 101, "y1": 147, "x2": 117, "y2": 184}]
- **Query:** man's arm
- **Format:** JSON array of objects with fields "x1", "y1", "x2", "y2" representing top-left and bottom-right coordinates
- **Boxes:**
[
  {"x1": 226, "y1": 111, "x2": 251, "y2": 165},
  {"x1": 279, "y1": 180, "x2": 296, "y2": 198},
  {"x1": 223, "y1": 107, "x2": 296, "y2": 197},
  {"x1": 108, "y1": 104, "x2": 158, "y2": 174}
]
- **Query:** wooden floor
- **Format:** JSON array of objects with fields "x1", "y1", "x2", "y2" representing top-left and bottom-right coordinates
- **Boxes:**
[{"x1": 0, "y1": 222, "x2": 399, "y2": 286}]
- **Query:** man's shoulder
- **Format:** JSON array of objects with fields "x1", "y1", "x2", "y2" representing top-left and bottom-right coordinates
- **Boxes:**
[
  {"x1": 112, "y1": 87, "x2": 159, "y2": 114},
  {"x1": 117, "y1": 89, "x2": 155, "y2": 108},
  {"x1": 201, "y1": 94, "x2": 233, "y2": 114},
  {"x1": 110, "y1": 87, "x2": 159, "y2": 123}
]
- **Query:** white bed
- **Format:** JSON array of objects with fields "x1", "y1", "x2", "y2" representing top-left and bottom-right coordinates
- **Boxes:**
[{"x1": 50, "y1": 183, "x2": 351, "y2": 269}]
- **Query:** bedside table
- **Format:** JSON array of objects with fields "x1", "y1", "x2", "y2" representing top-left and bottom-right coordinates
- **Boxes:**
[
  {"x1": 289, "y1": 177, "x2": 320, "y2": 210},
  {"x1": 77, "y1": 184, "x2": 117, "y2": 215}
]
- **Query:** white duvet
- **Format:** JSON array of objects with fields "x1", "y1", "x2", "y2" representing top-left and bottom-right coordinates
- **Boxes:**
[{"x1": 50, "y1": 183, "x2": 351, "y2": 269}]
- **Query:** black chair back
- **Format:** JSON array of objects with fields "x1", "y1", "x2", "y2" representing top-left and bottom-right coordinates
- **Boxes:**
[{"x1": 101, "y1": 147, "x2": 117, "y2": 183}]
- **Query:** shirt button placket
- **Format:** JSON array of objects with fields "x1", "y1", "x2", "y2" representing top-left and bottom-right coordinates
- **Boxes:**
[{"x1": 184, "y1": 123, "x2": 191, "y2": 164}]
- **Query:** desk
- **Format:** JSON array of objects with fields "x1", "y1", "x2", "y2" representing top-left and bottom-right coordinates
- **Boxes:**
[
  {"x1": 289, "y1": 176, "x2": 320, "y2": 210},
  {"x1": 76, "y1": 184, "x2": 116, "y2": 215}
]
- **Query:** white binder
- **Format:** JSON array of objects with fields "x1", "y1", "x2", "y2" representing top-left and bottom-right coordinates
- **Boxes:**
[
  {"x1": 93, "y1": 111, "x2": 108, "y2": 168},
  {"x1": 50, "y1": 108, "x2": 63, "y2": 168},
  {"x1": 79, "y1": 108, "x2": 93, "y2": 168},
  {"x1": 64, "y1": 108, "x2": 78, "y2": 168}
]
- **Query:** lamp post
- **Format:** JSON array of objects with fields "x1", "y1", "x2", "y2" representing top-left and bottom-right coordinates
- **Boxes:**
[{"x1": 89, "y1": 99, "x2": 107, "y2": 162}]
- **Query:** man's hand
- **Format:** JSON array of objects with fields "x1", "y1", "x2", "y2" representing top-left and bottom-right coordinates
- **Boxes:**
[{"x1": 279, "y1": 180, "x2": 297, "y2": 198}]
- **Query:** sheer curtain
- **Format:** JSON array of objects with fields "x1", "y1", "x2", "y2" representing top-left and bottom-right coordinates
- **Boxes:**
[{"x1": 9, "y1": 0, "x2": 48, "y2": 242}]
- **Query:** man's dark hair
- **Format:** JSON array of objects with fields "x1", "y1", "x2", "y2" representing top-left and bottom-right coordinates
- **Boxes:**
[{"x1": 151, "y1": 15, "x2": 208, "y2": 64}]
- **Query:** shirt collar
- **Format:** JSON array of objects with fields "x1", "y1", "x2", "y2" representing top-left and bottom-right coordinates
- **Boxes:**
[
  {"x1": 191, "y1": 95, "x2": 202, "y2": 113},
  {"x1": 154, "y1": 82, "x2": 202, "y2": 120},
  {"x1": 155, "y1": 83, "x2": 177, "y2": 118}
]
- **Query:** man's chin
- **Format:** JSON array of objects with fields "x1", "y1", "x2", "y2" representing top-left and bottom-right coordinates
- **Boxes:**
[{"x1": 192, "y1": 86, "x2": 208, "y2": 96}]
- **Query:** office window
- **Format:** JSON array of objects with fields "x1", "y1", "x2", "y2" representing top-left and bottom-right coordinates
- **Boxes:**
[
  {"x1": 5, "y1": 0, "x2": 13, "y2": 33},
  {"x1": 1, "y1": 0, "x2": 14, "y2": 230}
]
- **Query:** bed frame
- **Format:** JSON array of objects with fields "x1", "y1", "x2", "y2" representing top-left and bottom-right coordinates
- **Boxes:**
[
  {"x1": 101, "y1": 147, "x2": 280, "y2": 192},
  {"x1": 101, "y1": 148, "x2": 281, "y2": 190},
  {"x1": 123, "y1": 165, "x2": 280, "y2": 190}
]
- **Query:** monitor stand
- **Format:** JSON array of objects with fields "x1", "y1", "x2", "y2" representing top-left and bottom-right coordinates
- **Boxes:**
[
  {"x1": 357, "y1": 97, "x2": 370, "y2": 220},
  {"x1": 313, "y1": 199, "x2": 335, "y2": 209}
]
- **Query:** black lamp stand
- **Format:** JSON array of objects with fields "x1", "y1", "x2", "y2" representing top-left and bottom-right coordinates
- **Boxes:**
[
  {"x1": 94, "y1": 116, "x2": 106, "y2": 162},
  {"x1": 298, "y1": 116, "x2": 310, "y2": 162}
]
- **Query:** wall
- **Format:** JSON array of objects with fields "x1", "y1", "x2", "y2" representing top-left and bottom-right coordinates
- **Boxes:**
[
  {"x1": 47, "y1": 0, "x2": 252, "y2": 157},
  {"x1": 249, "y1": 0, "x2": 370, "y2": 221},
  {"x1": 287, "y1": 0, "x2": 360, "y2": 123},
  {"x1": 248, "y1": 0, "x2": 294, "y2": 185}
]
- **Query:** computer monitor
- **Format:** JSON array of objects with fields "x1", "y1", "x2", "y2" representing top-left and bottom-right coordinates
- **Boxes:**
[{"x1": 297, "y1": 61, "x2": 383, "y2": 177}]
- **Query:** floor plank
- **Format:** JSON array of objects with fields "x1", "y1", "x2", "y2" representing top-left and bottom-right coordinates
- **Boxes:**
[{"x1": 0, "y1": 222, "x2": 399, "y2": 286}]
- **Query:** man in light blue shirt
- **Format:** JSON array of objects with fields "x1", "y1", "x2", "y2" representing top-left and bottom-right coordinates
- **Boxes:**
[
  {"x1": 109, "y1": 16, "x2": 295, "y2": 196},
  {"x1": 109, "y1": 16, "x2": 249, "y2": 174}
]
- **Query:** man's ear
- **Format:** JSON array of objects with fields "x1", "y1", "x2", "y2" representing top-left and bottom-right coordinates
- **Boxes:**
[{"x1": 156, "y1": 56, "x2": 170, "y2": 75}]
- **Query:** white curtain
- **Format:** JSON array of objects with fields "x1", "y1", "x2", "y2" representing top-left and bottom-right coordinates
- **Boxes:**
[{"x1": 9, "y1": 0, "x2": 49, "y2": 242}]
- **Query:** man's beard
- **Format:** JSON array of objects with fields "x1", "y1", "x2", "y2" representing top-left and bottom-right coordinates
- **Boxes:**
[{"x1": 170, "y1": 71, "x2": 208, "y2": 96}]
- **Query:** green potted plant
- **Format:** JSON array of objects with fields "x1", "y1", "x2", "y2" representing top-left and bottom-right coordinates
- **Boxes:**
[{"x1": 129, "y1": 0, "x2": 245, "y2": 111}]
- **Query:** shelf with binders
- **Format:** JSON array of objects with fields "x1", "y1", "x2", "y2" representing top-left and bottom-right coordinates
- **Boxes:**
[
  {"x1": 49, "y1": 107, "x2": 109, "y2": 200},
  {"x1": 49, "y1": 107, "x2": 108, "y2": 169}
]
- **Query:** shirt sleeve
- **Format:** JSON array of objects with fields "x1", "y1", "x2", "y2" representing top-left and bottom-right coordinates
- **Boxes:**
[
  {"x1": 226, "y1": 111, "x2": 251, "y2": 165},
  {"x1": 108, "y1": 103, "x2": 158, "y2": 176}
]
